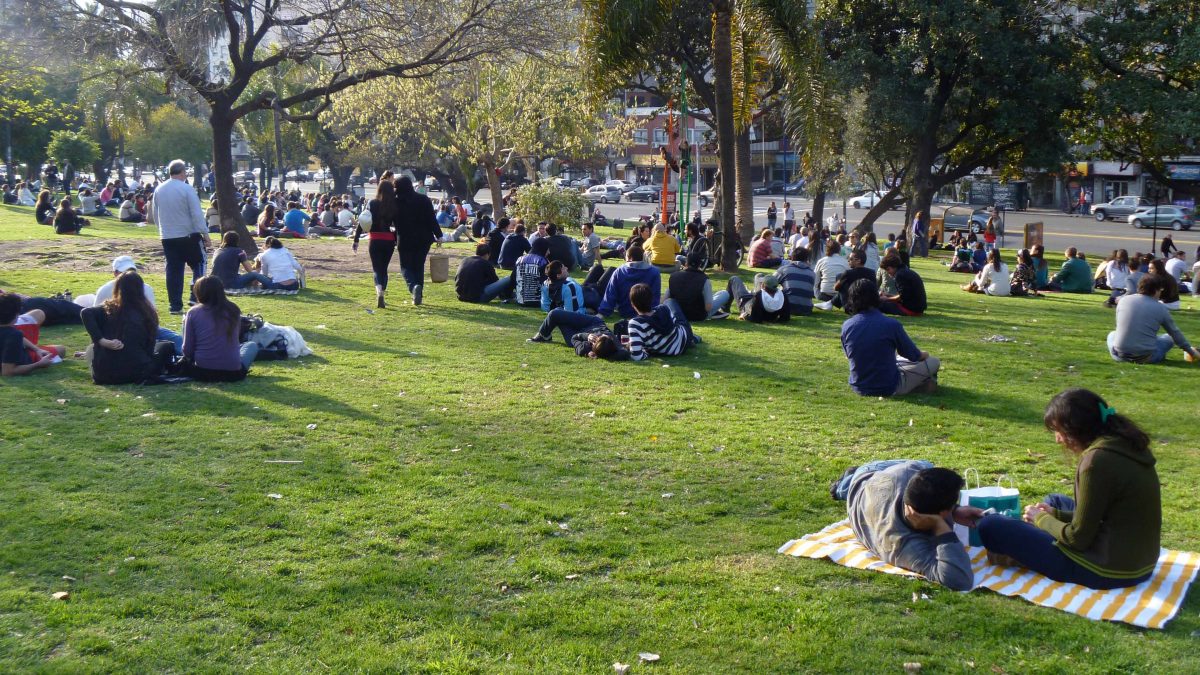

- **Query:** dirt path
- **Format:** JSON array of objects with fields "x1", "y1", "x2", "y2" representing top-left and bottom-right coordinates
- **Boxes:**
[{"x1": 0, "y1": 237, "x2": 471, "y2": 279}]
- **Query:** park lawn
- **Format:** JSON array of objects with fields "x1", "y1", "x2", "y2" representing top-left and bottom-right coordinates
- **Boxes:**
[
  {"x1": 1, "y1": 231, "x2": 1199, "y2": 672},
  {"x1": 0, "y1": 205, "x2": 161, "y2": 242}
]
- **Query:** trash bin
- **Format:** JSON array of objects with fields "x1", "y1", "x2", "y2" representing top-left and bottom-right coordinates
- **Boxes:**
[{"x1": 428, "y1": 254, "x2": 449, "y2": 283}]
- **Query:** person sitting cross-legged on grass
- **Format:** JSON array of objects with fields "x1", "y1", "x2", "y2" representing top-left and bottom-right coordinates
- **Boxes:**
[
  {"x1": 812, "y1": 240, "x2": 848, "y2": 302},
  {"x1": 540, "y1": 260, "x2": 585, "y2": 313},
  {"x1": 830, "y1": 460, "x2": 982, "y2": 591},
  {"x1": 53, "y1": 198, "x2": 87, "y2": 235},
  {"x1": 748, "y1": 228, "x2": 783, "y2": 268},
  {"x1": 841, "y1": 278, "x2": 939, "y2": 396},
  {"x1": 212, "y1": 232, "x2": 276, "y2": 291},
  {"x1": 1106, "y1": 273, "x2": 1200, "y2": 364},
  {"x1": 879, "y1": 254, "x2": 928, "y2": 316},
  {"x1": 817, "y1": 249, "x2": 874, "y2": 312},
  {"x1": 456, "y1": 243, "x2": 513, "y2": 304},
  {"x1": 596, "y1": 245, "x2": 661, "y2": 320},
  {"x1": 0, "y1": 292, "x2": 63, "y2": 377},
  {"x1": 180, "y1": 276, "x2": 258, "y2": 382},
  {"x1": 1147, "y1": 258, "x2": 1182, "y2": 311},
  {"x1": 80, "y1": 271, "x2": 175, "y2": 385},
  {"x1": 1046, "y1": 247, "x2": 1092, "y2": 293},
  {"x1": 510, "y1": 237, "x2": 550, "y2": 308},
  {"x1": 772, "y1": 245, "x2": 816, "y2": 316},
  {"x1": 254, "y1": 237, "x2": 303, "y2": 291},
  {"x1": 664, "y1": 249, "x2": 726, "y2": 321},
  {"x1": 962, "y1": 248, "x2": 1010, "y2": 296},
  {"x1": 978, "y1": 389, "x2": 1161, "y2": 589},
  {"x1": 627, "y1": 282, "x2": 698, "y2": 361}
]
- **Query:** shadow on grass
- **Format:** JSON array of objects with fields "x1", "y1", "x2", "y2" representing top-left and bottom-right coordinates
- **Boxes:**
[{"x1": 906, "y1": 383, "x2": 1045, "y2": 426}]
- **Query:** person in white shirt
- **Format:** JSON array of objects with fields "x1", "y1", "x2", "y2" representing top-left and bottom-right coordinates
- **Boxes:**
[
  {"x1": 812, "y1": 240, "x2": 849, "y2": 301},
  {"x1": 17, "y1": 183, "x2": 36, "y2": 206},
  {"x1": 153, "y1": 160, "x2": 211, "y2": 313},
  {"x1": 254, "y1": 236, "x2": 303, "y2": 289},
  {"x1": 962, "y1": 248, "x2": 1010, "y2": 296},
  {"x1": 337, "y1": 202, "x2": 355, "y2": 230},
  {"x1": 119, "y1": 198, "x2": 144, "y2": 223},
  {"x1": 1164, "y1": 251, "x2": 1188, "y2": 284},
  {"x1": 787, "y1": 226, "x2": 808, "y2": 253}
]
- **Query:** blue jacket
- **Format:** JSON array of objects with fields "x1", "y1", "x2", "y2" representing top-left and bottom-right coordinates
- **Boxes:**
[
  {"x1": 541, "y1": 278, "x2": 586, "y2": 313},
  {"x1": 597, "y1": 262, "x2": 661, "y2": 319}
]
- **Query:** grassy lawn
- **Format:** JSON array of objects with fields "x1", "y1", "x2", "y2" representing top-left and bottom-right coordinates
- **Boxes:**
[{"x1": 1, "y1": 203, "x2": 1198, "y2": 672}]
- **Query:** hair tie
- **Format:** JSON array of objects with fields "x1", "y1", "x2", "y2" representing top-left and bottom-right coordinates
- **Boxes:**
[{"x1": 1099, "y1": 402, "x2": 1117, "y2": 423}]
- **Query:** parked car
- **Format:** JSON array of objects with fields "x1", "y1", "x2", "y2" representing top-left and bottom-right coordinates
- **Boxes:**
[
  {"x1": 1091, "y1": 195, "x2": 1153, "y2": 221},
  {"x1": 698, "y1": 188, "x2": 714, "y2": 207},
  {"x1": 606, "y1": 179, "x2": 634, "y2": 192},
  {"x1": 783, "y1": 179, "x2": 806, "y2": 194},
  {"x1": 1128, "y1": 206, "x2": 1194, "y2": 231},
  {"x1": 850, "y1": 191, "x2": 890, "y2": 209},
  {"x1": 941, "y1": 205, "x2": 990, "y2": 234},
  {"x1": 625, "y1": 185, "x2": 662, "y2": 202},
  {"x1": 584, "y1": 185, "x2": 623, "y2": 204},
  {"x1": 753, "y1": 180, "x2": 785, "y2": 196},
  {"x1": 234, "y1": 170, "x2": 255, "y2": 184},
  {"x1": 571, "y1": 177, "x2": 598, "y2": 188}
]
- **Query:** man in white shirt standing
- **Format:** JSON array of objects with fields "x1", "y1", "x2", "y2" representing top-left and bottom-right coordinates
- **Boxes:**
[{"x1": 153, "y1": 160, "x2": 211, "y2": 314}]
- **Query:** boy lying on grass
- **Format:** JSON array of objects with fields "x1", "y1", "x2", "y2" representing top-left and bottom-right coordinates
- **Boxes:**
[{"x1": 831, "y1": 461, "x2": 985, "y2": 591}]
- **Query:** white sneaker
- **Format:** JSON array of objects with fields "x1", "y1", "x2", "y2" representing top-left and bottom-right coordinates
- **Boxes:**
[{"x1": 815, "y1": 300, "x2": 834, "y2": 311}]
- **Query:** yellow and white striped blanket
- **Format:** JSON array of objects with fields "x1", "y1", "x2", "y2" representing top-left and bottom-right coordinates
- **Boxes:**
[{"x1": 778, "y1": 521, "x2": 1200, "y2": 629}]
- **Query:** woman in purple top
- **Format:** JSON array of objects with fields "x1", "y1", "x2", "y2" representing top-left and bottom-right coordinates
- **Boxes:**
[{"x1": 181, "y1": 276, "x2": 258, "y2": 382}]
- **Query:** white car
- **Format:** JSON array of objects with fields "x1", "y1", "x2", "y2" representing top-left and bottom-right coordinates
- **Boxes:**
[
  {"x1": 850, "y1": 191, "x2": 888, "y2": 209},
  {"x1": 584, "y1": 185, "x2": 623, "y2": 204},
  {"x1": 698, "y1": 188, "x2": 715, "y2": 207},
  {"x1": 606, "y1": 179, "x2": 635, "y2": 192}
]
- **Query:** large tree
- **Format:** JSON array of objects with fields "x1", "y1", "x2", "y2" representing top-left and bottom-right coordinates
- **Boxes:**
[
  {"x1": 0, "y1": 54, "x2": 79, "y2": 182},
  {"x1": 753, "y1": 0, "x2": 1078, "y2": 244},
  {"x1": 332, "y1": 53, "x2": 634, "y2": 219},
  {"x1": 1062, "y1": 0, "x2": 1200, "y2": 189},
  {"x1": 34, "y1": 0, "x2": 552, "y2": 250},
  {"x1": 127, "y1": 104, "x2": 213, "y2": 171}
]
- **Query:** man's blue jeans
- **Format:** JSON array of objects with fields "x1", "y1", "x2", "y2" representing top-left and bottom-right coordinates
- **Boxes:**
[
  {"x1": 833, "y1": 459, "x2": 933, "y2": 501},
  {"x1": 536, "y1": 309, "x2": 605, "y2": 344},
  {"x1": 478, "y1": 276, "x2": 513, "y2": 303},
  {"x1": 156, "y1": 327, "x2": 183, "y2": 353},
  {"x1": 1107, "y1": 330, "x2": 1173, "y2": 363}
]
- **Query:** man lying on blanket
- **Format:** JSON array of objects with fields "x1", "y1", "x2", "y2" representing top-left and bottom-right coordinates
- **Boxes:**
[{"x1": 831, "y1": 460, "x2": 985, "y2": 591}]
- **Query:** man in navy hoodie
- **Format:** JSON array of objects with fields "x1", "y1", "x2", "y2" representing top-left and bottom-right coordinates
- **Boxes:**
[
  {"x1": 597, "y1": 246, "x2": 661, "y2": 319},
  {"x1": 510, "y1": 237, "x2": 550, "y2": 307}
]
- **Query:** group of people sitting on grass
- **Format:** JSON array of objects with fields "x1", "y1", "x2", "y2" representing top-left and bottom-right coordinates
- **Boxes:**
[
  {"x1": 1, "y1": 271, "x2": 261, "y2": 384},
  {"x1": 832, "y1": 388, "x2": 1161, "y2": 593}
]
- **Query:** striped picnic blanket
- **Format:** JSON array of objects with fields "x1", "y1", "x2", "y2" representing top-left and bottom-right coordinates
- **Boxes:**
[
  {"x1": 778, "y1": 521, "x2": 1199, "y2": 629},
  {"x1": 226, "y1": 288, "x2": 299, "y2": 296}
]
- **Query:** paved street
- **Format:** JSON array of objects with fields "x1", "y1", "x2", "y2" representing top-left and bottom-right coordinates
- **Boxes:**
[{"x1": 287, "y1": 179, "x2": 1195, "y2": 257}]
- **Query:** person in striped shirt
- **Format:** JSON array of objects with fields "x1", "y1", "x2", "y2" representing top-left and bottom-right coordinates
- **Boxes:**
[{"x1": 626, "y1": 283, "x2": 698, "y2": 362}]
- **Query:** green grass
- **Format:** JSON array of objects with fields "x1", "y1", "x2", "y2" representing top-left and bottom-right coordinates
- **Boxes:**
[
  {"x1": 0, "y1": 204, "x2": 161, "y2": 242},
  {"x1": 1, "y1": 204, "x2": 1198, "y2": 672}
]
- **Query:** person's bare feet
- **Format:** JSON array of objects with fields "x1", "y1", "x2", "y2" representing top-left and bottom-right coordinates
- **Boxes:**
[{"x1": 987, "y1": 550, "x2": 1019, "y2": 567}]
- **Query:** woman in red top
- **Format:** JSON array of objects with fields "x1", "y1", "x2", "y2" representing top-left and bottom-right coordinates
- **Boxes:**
[
  {"x1": 354, "y1": 179, "x2": 400, "y2": 308},
  {"x1": 984, "y1": 217, "x2": 998, "y2": 251}
]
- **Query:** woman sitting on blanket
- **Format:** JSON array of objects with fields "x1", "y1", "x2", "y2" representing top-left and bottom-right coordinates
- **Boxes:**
[
  {"x1": 254, "y1": 236, "x2": 302, "y2": 291},
  {"x1": 978, "y1": 388, "x2": 1160, "y2": 589}
]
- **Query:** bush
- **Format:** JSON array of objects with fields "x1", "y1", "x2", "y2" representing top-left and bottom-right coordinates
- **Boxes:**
[
  {"x1": 509, "y1": 179, "x2": 588, "y2": 230},
  {"x1": 45, "y1": 130, "x2": 100, "y2": 170}
]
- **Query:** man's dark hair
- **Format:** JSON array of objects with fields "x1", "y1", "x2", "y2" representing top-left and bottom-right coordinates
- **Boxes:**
[
  {"x1": 627, "y1": 245, "x2": 645, "y2": 262},
  {"x1": 686, "y1": 248, "x2": 707, "y2": 270},
  {"x1": 904, "y1": 468, "x2": 964, "y2": 514},
  {"x1": 287, "y1": 201, "x2": 299, "y2": 210},
  {"x1": 531, "y1": 238, "x2": 550, "y2": 256},
  {"x1": 545, "y1": 260, "x2": 565, "y2": 278},
  {"x1": 475, "y1": 243, "x2": 491, "y2": 257},
  {"x1": 849, "y1": 250, "x2": 866, "y2": 265},
  {"x1": 498, "y1": 217, "x2": 510, "y2": 229},
  {"x1": 826, "y1": 240, "x2": 841, "y2": 257},
  {"x1": 629, "y1": 283, "x2": 653, "y2": 313},
  {"x1": 0, "y1": 292, "x2": 22, "y2": 325},
  {"x1": 881, "y1": 253, "x2": 902, "y2": 271},
  {"x1": 1137, "y1": 273, "x2": 1163, "y2": 296},
  {"x1": 791, "y1": 246, "x2": 810, "y2": 262},
  {"x1": 592, "y1": 334, "x2": 617, "y2": 358},
  {"x1": 846, "y1": 278, "x2": 880, "y2": 315},
  {"x1": 547, "y1": 223, "x2": 559, "y2": 236},
  {"x1": 515, "y1": 224, "x2": 526, "y2": 235}
]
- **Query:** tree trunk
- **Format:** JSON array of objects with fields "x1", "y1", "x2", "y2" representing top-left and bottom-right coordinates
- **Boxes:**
[
  {"x1": 330, "y1": 166, "x2": 353, "y2": 195},
  {"x1": 812, "y1": 183, "x2": 828, "y2": 227},
  {"x1": 734, "y1": 127, "x2": 754, "y2": 243},
  {"x1": 484, "y1": 159, "x2": 504, "y2": 219},
  {"x1": 712, "y1": 0, "x2": 739, "y2": 271},
  {"x1": 210, "y1": 106, "x2": 257, "y2": 256},
  {"x1": 855, "y1": 188, "x2": 904, "y2": 235}
]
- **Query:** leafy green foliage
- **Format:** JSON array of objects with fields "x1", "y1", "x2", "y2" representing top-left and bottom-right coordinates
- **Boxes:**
[
  {"x1": 45, "y1": 130, "x2": 100, "y2": 169},
  {"x1": 509, "y1": 180, "x2": 589, "y2": 228},
  {"x1": 1065, "y1": 0, "x2": 1200, "y2": 185},
  {"x1": 124, "y1": 104, "x2": 211, "y2": 168}
]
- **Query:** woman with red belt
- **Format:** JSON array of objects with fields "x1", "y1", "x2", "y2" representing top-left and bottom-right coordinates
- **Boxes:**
[{"x1": 353, "y1": 179, "x2": 400, "y2": 308}]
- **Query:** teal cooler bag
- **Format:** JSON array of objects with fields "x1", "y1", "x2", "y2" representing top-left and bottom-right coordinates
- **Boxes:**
[{"x1": 956, "y1": 470, "x2": 1020, "y2": 547}]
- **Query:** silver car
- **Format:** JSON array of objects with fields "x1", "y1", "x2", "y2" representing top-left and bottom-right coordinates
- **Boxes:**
[
  {"x1": 1091, "y1": 195, "x2": 1152, "y2": 221},
  {"x1": 1128, "y1": 206, "x2": 1194, "y2": 231}
]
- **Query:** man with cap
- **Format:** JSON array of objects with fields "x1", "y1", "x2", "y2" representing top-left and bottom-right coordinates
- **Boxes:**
[
  {"x1": 152, "y1": 159, "x2": 211, "y2": 314},
  {"x1": 93, "y1": 256, "x2": 183, "y2": 351}
]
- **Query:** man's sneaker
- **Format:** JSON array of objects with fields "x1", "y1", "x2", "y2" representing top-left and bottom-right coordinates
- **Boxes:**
[
  {"x1": 169, "y1": 308, "x2": 183, "y2": 315},
  {"x1": 710, "y1": 309, "x2": 730, "y2": 320},
  {"x1": 527, "y1": 334, "x2": 553, "y2": 343},
  {"x1": 412, "y1": 285, "x2": 423, "y2": 305},
  {"x1": 815, "y1": 300, "x2": 834, "y2": 311},
  {"x1": 1186, "y1": 351, "x2": 1197, "y2": 364}
]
